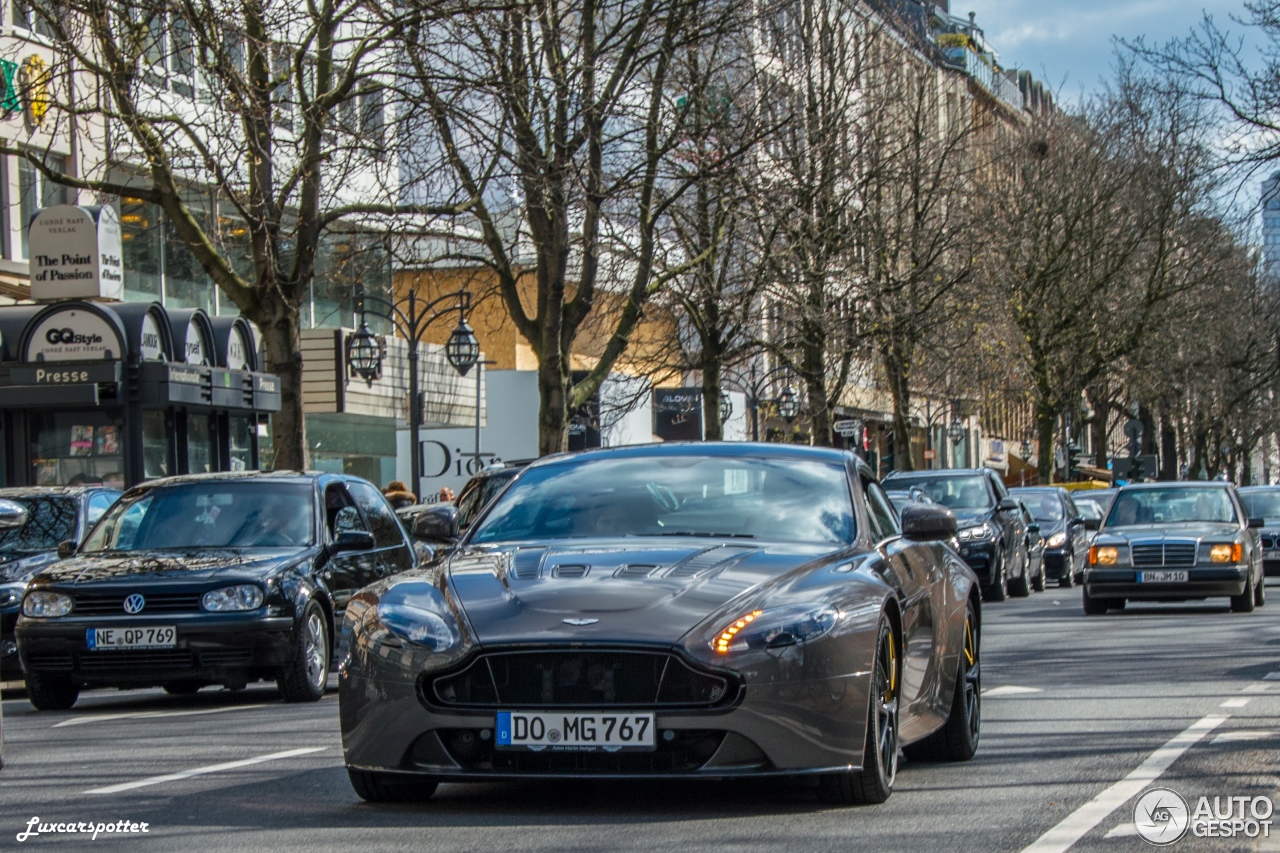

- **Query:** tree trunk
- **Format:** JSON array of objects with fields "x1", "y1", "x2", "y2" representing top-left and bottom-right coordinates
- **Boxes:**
[
  {"x1": 1035, "y1": 401, "x2": 1056, "y2": 485},
  {"x1": 1159, "y1": 414, "x2": 1178, "y2": 480},
  {"x1": 701, "y1": 361, "x2": 724, "y2": 442},
  {"x1": 537, "y1": 355, "x2": 571, "y2": 457},
  {"x1": 257, "y1": 303, "x2": 307, "y2": 470},
  {"x1": 1085, "y1": 386, "x2": 1108, "y2": 468},
  {"x1": 805, "y1": 372, "x2": 833, "y2": 447},
  {"x1": 882, "y1": 346, "x2": 914, "y2": 472}
]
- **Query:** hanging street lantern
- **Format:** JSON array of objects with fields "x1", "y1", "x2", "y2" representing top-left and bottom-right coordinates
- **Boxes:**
[
  {"x1": 345, "y1": 321, "x2": 382, "y2": 384},
  {"x1": 445, "y1": 319, "x2": 480, "y2": 376},
  {"x1": 948, "y1": 417, "x2": 965, "y2": 445},
  {"x1": 777, "y1": 386, "x2": 800, "y2": 423},
  {"x1": 719, "y1": 393, "x2": 733, "y2": 422}
]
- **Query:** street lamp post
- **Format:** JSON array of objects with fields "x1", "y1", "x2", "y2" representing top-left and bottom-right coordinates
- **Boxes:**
[
  {"x1": 346, "y1": 287, "x2": 479, "y2": 498},
  {"x1": 722, "y1": 363, "x2": 799, "y2": 442}
]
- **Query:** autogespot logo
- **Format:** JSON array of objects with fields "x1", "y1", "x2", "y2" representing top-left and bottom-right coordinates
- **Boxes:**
[{"x1": 1135, "y1": 788, "x2": 1191, "y2": 846}]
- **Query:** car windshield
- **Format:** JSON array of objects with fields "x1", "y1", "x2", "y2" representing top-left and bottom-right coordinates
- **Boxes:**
[
  {"x1": 469, "y1": 455, "x2": 855, "y2": 545},
  {"x1": 0, "y1": 497, "x2": 78, "y2": 553},
  {"x1": 1075, "y1": 500, "x2": 1105, "y2": 522},
  {"x1": 886, "y1": 475, "x2": 992, "y2": 511},
  {"x1": 1019, "y1": 494, "x2": 1064, "y2": 522},
  {"x1": 82, "y1": 482, "x2": 316, "y2": 552},
  {"x1": 1105, "y1": 487, "x2": 1237, "y2": 528},
  {"x1": 1242, "y1": 490, "x2": 1280, "y2": 519}
]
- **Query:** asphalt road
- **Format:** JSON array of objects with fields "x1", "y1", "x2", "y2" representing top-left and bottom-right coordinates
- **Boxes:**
[{"x1": 1, "y1": 584, "x2": 1278, "y2": 853}]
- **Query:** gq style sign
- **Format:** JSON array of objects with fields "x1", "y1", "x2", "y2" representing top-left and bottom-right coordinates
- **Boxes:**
[{"x1": 28, "y1": 204, "x2": 124, "y2": 302}]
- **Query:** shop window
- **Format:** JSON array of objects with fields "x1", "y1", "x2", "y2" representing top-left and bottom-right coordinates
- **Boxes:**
[
  {"x1": 121, "y1": 196, "x2": 163, "y2": 300},
  {"x1": 143, "y1": 410, "x2": 171, "y2": 479},
  {"x1": 30, "y1": 412, "x2": 124, "y2": 486},
  {"x1": 186, "y1": 413, "x2": 213, "y2": 474},
  {"x1": 18, "y1": 153, "x2": 67, "y2": 259},
  {"x1": 229, "y1": 416, "x2": 253, "y2": 471}
]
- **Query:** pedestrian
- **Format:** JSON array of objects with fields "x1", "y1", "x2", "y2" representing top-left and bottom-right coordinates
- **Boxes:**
[
  {"x1": 382, "y1": 480, "x2": 416, "y2": 510},
  {"x1": 438, "y1": 486, "x2": 455, "y2": 503}
]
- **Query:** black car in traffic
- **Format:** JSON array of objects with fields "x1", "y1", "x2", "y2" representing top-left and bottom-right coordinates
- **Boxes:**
[
  {"x1": 16, "y1": 472, "x2": 416, "y2": 709},
  {"x1": 0, "y1": 486, "x2": 120, "y2": 681},
  {"x1": 1239, "y1": 486, "x2": 1280, "y2": 579},
  {"x1": 884, "y1": 468, "x2": 1029, "y2": 601},
  {"x1": 1011, "y1": 487, "x2": 1089, "y2": 588}
]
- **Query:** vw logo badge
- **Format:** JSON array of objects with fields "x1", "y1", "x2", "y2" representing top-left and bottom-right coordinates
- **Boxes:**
[
  {"x1": 123, "y1": 594, "x2": 146, "y2": 614},
  {"x1": 562, "y1": 617, "x2": 599, "y2": 626}
]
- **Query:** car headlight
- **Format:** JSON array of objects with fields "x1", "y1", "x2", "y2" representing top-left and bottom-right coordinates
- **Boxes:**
[
  {"x1": 959, "y1": 522, "x2": 994, "y2": 541},
  {"x1": 1046, "y1": 532, "x2": 1067, "y2": 549},
  {"x1": 375, "y1": 584, "x2": 462, "y2": 652},
  {"x1": 1210, "y1": 543, "x2": 1242, "y2": 564},
  {"x1": 201, "y1": 585, "x2": 265, "y2": 612},
  {"x1": 22, "y1": 590, "x2": 73, "y2": 617},
  {"x1": 1089, "y1": 546, "x2": 1119, "y2": 566},
  {"x1": 0, "y1": 582, "x2": 25, "y2": 608},
  {"x1": 712, "y1": 604, "x2": 839, "y2": 654}
]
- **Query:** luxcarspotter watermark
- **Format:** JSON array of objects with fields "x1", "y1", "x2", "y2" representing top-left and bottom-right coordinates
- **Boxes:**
[
  {"x1": 16, "y1": 817, "x2": 150, "y2": 842},
  {"x1": 1134, "y1": 788, "x2": 1274, "y2": 845}
]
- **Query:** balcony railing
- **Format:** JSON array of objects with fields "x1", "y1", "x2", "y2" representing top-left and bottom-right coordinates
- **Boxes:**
[{"x1": 940, "y1": 46, "x2": 1024, "y2": 112}]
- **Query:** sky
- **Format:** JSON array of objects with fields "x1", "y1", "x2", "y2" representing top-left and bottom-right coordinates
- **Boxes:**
[{"x1": 961, "y1": 0, "x2": 1247, "y2": 100}]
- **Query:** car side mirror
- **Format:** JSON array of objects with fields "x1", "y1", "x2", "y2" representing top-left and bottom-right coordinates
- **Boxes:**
[
  {"x1": 1027, "y1": 523, "x2": 1040, "y2": 534},
  {"x1": 1249, "y1": 517, "x2": 1265, "y2": 529},
  {"x1": 0, "y1": 499, "x2": 27, "y2": 530},
  {"x1": 413, "y1": 505, "x2": 461, "y2": 542},
  {"x1": 1083, "y1": 518, "x2": 1100, "y2": 532},
  {"x1": 901, "y1": 504, "x2": 958, "y2": 541},
  {"x1": 57, "y1": 540, "x2": 78, "y2": 559},
  {"x1": 332, "y1": 531, "x2": 376, "y2": 553},
  {"x1": 997, "y1": 497, "x2": 1019, "y2": 512}
]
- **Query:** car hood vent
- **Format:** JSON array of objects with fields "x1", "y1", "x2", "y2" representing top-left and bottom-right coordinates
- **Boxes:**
[
  {"x1": 552, "y1": 564, "x2": 589, "y2": 579},
  {"x1": 510, "y1": 548, "x2": 546, "y2": 580},
  {"x1": 615, "y1": 564, "x2": 659, "y2": 579},
  {"x1": 667, "y1": 546, "x2": 757, "y2": 579}
]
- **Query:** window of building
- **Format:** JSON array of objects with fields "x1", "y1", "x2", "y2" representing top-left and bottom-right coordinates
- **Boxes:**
[
  {"x1": 360, "y1": 86, "x2": 385, "y2": 150},
  {"x1": 18, "y1": 153, "x2": 66, "y2": 259},
  {"x1": 120, "y1": 196, "x2": 163, "y2": 299},
  {"x1": 12, "y1": 0, "x2": 54, "y2": 37}
]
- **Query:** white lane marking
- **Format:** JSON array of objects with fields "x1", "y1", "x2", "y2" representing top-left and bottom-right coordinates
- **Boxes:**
[
  {"x1": 1103, "y1": 823, "x2": 1139, "y2": 838},
  {"x1": 83, "y1": 747, "x2": 327, "y2": 795},
  {"x1": 1243, "y1": 683, "x2": 1277, "y2": 694},
  {"x1": 54, "y1": 704, "x2": 271, "y2": 728},
  {"x1": 1220, "y1": 698, "x2": 1251, "y2": 708},
  {"x1": 984, "y1": 685, "x2": 1044, "y2": 697},
  {"x1": 1019, "y1": 715, "x2": 1227, "y2": 853},
  {"x1": 1264, "y1": 672, "x2": 1280, "y2": 681},
  {"x1": 1212, "y1": 730, "x2": 1274, "y2": 744}
]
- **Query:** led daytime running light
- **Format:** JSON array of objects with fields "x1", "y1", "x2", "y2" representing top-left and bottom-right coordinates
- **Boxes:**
[{"x1": 715, "y1": 610, "x2": 763, "y2": 654}]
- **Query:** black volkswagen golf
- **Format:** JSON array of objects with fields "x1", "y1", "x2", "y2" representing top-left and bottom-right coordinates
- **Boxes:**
[{"x1": 16, "y1": 472, "x2": 416, "y2": 710}]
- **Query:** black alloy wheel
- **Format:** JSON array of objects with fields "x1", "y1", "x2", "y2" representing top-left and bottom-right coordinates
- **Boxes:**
[
  {"x1": 905, "y1": 599, "x2": 981, "y2": 762},
  {"x1": 347, "y1": 768, "x2": 439, "y2": 803},
  {"x1": 818, "y1": 616, "x2": 899, "y2": 805},
  {"x1": 279, "y1": 600, "x2": 329, "y2": 702},
  {"x1": 1232, "y1": 573, "x2": 1257, "y2": 614},
  {"x1": 25, "y1": 673, "x2": 80, "y2": 711},
  {"x1": 983, "y1": 551, "x2": 1007, "y2": 602}
]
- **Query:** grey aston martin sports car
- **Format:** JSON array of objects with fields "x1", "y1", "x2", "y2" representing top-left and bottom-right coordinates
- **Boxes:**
[{"x1": 339, "y1": 443, "x2": 982, "y2": 806}]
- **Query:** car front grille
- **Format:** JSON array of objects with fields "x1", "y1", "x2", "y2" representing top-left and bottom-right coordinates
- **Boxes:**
[
  {"x1": 1130, "y1": 542, "x2": 1197, "y2": 568},
  {"x1": 71, "y1": 592, "x2": 204, "y2": 616},
  {"x1": 429, "y1": 650, "x2": 737, "y2": 710},
  {"x1": 25, "y1": 648, "x2": 254, "y2": 673},
  {"x1": 433, "y1": 728, "x2": 728, "y2": 774}
]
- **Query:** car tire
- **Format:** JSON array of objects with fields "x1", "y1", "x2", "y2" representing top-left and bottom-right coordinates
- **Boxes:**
[
  {"x1": 1082, "y1": 588, "x2": 1109, "y2": 616},
  {"x1": 1256, "y1": 575, "x2": 1266, "y2": 607},
  {"x1": 163, "y1": 681, "x2": 205, "y2": 695},
  {"x1": 982, "y1": 553, "x2": 1007, "y2": 603},
  {"x1": 1008, "y1": 558, "x2": 1031, "y2": 598},
  {"x1": 904, "y1": 600, "x2": 980, "y2": 763},
  {"x1": 347, "y1": 768, "x2": 438, "y2": 803},
  {"x1": 26, "y1": 673, "x2": 79, "y2": 711},
  {"x1": 278, "y1": 600, "x2": 329, "y2": 702},
  {"x1": 1232, "y1": 575, "x2": 1257, "y2": 613},
  {"x1": 818, "y1": 616, "x2": 898, "y2": 806},
  {"x1": 1031, "y1": 562, "x2": 1046, "y2": 592}
]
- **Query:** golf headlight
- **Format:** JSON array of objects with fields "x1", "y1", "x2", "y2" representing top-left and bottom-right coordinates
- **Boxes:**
[
  {"x1": 959, "y1": 522, "x2": 994, "y2": 541},
  {"x1": 1210, "y1": 543, "x2": 1242, "y2": 564},
  {"x1": 0, "y1": 582, "x2": 25, "y2": 609},
  {"x1": 712, "y1": 604, "x2": 839, "y2": 654},
  {"x1": 201, "y1": 584, "x2": 265, "y2": 612},
  {"x1": 22, "y1": 590, "x2": 72, "y2": 617},
  {"x1": 375, "y1": 584, "x2": 461, "y2": 652},
  {"x1": 1046, "y1": 532, "x2": 1067, "y2": 548}
]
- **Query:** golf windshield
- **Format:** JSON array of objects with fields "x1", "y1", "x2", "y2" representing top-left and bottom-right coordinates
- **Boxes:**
[
  {"x1": 468, "y1": 456, "x2": 856, "y2": 544},
  {"x1": 1105, "y1": 487, "x2": 1237, "y2": 527},
  {"x1": 82, "y1": 482, "x2": 316, "y2": 551}
]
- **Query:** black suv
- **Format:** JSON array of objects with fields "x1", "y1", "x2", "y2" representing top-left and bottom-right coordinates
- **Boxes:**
[
  {"x1": 0, "y1": 486, "x2": 120, "y2": 681},
  {"x1": 884, "y1": 468, "x2": 1029, "y2": 601},
  {"x1": 16, "y1": 472, "x2": 415, "y2": 709}
]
